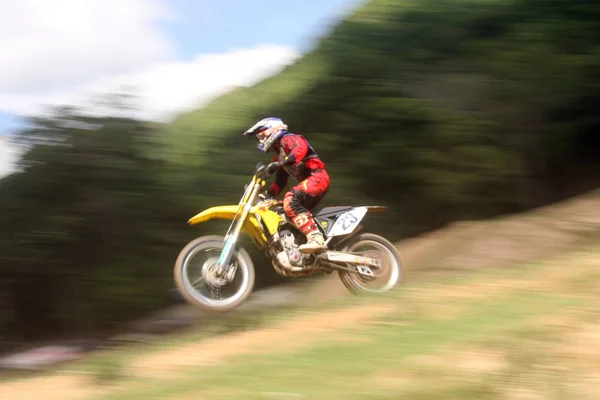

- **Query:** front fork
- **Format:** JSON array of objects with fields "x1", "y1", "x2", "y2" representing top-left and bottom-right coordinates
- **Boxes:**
[{"x1": 215, "y1": 180, "x2": 262, "y2": 276}]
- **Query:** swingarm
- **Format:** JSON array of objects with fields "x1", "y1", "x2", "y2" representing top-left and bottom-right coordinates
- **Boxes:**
[{"x1": 317, "y1": 250, "x2": 381, "y2": 279}]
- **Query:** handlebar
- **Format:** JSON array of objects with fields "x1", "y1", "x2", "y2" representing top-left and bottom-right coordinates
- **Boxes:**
[
  {"x1": 254, "y1": 164, "x2": 268, "y2": 179},
  {"x1": 254, "y1": 161, "x2": 281, "y2": 180}
]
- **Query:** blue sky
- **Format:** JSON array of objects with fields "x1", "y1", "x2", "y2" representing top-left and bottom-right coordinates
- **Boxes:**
[
  {"x1": 162, "y1": 0, "x2": 359, "y2": 58},
  {"x1": 0, "y1": 114, "x2": 23, "y2": 134},
  {"x1": 0, "y1": 0, "x2": 360, "y2": 137}
]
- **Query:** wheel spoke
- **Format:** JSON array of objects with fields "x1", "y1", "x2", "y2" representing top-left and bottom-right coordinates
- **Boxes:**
[
  {"x1": 338, "y1": 235, "x2": 402, "y2": 294},
  {"x1": 174, "y1": 236, "x2": 255, "y2": 312}
]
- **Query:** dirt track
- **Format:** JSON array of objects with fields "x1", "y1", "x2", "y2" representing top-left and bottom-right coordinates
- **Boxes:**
[
  {"x1": 129, "y1": 302, "x2": 395, "y2": 378},
  {"x1": 1, "y1": 190, "x2": 599, "y2": 400},
  {"x1": 0, "y1": 302, "x2": 395, "y2": 400},
  {"x1": 3, "y1": 253, "x2": 597, "y2": 400}
]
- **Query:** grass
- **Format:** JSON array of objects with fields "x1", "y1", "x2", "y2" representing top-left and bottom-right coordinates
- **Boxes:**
[
  {"x1": 67, "y1": 306, "x2": 300, "y2": 373},
  {"x1": 57, "y1": 246, "x2": 599, "y2": 400},
  {"x1": 1, "y1": 246, "x2": 597, "y2": 399}
]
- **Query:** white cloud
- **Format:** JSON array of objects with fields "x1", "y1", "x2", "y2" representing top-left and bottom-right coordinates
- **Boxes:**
[
  {"x1": 0, "y1": 0, "x2": 301, "y2": 121},
  {"x1": 0, "y1": 0, "x2": 174, "y2": 93},
  {"x1": 0, "y1": 44, "x2": 300, "y2": 122},
  {"x1": 0, "y1": 0, "x2": 302, "y2": 174},
  {"x1": 0, "y1": 137, "x2": 19, "y2": 178},
  {"x1": 103, "y1": 44, "x2": 300, "y2": 121}
]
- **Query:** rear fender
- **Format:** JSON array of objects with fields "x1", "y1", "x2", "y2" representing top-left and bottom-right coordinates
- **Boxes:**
[{"x1": 188, "y1": 205, "x2": 268, "y2": 248}]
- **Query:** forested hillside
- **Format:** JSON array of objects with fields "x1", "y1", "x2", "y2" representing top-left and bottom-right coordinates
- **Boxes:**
[
  {"x1": 1, "y1": 0, "x2": 599, "y2": 349},
  {"x1": 165, "y1": 0, "x2": 600, "y2": 232}
]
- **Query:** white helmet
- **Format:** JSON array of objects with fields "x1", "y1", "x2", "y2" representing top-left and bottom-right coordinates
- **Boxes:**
[{"x1": 243, "y1": 117, "x2": 288, "y2": 152}]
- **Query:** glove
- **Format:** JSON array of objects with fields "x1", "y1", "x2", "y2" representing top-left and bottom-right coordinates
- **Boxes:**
[{"x1": 266, "y1": 161, "x2": 282, "y2": 174}]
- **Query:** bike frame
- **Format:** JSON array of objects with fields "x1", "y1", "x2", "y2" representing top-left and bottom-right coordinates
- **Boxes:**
[
  {"x1": 216, "y1": 175, "x2": 264, "y2": 273},
  {"x1": 186, "y1": 166, "x2": 284, "y2": 275}
]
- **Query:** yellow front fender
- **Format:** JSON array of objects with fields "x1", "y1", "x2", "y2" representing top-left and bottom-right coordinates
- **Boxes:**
[{"x1": 187, "y1": 205, "x2": 268, "y2": 248}]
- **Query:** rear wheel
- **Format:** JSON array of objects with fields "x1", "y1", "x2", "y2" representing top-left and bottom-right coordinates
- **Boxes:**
[
  {"x1": 337, "y1": 233, "x2": 403, "y2": 294},
  {"x1": 174, "y1": 235, "x2": 255, "y2": 313}
]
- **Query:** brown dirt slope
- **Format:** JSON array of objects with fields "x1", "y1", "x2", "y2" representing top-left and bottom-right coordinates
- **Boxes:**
[{"x1": 396, "y1": 188, "x2": 600, "y2": 278}]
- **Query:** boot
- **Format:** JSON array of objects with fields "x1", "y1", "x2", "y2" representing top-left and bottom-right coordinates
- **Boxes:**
[
  {"x1": 291, "y1": 212, "x2": 327, "y2": 254},
  {"x1": 299, "y1": 231, "x2": 327, "y2": 254}
]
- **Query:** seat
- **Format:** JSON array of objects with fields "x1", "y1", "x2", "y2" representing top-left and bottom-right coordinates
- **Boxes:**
[{"x1": 314, "y1": 206, "x2": 353, "y2": 219}]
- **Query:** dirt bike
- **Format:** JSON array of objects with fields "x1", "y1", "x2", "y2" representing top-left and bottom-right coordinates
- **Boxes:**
[{"x1": 174, "y1": 162, "x2": 403, "y2": 313}]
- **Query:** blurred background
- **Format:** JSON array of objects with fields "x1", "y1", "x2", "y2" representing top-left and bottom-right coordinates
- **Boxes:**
[{"x1": 0, "y1": 0, "x2": 599, "y2": 396}]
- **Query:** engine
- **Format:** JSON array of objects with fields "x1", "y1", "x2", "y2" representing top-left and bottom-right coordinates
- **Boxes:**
[{"x1": 275, "y1": 230, "x2": 303, "y2": 270}]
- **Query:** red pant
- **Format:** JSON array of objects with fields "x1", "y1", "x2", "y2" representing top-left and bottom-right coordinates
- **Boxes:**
[{"x1": 283, "y1": 171, "x2": 330, "y2": 227}]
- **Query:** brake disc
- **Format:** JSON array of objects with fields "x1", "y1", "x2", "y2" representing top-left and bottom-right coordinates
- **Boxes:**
[{"x1": 201, "y1": 258, "x2": 228, "y2": 287}]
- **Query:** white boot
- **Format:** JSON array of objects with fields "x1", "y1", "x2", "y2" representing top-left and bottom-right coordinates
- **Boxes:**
[
  {"x1": 292, "y1": 212, "x2": 327, "y2": 254},
  {"x1": 299, "y1": 231, "x2": 327, "y2": 254}
]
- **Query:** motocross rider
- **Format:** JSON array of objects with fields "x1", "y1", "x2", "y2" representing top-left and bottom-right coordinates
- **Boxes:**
[{"x1": 243, "y1": 117, "x2": 330, "y2": 254}]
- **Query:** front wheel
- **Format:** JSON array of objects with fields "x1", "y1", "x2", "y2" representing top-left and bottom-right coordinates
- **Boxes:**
[
  {"x1": 337, "y1": 233, "x2": 403, "y2": 295},
  {"x1": 174, "y1": 235, "x2": 255, "y2": 313}
]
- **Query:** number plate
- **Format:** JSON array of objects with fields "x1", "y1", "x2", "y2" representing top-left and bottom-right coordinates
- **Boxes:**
[{"x1": 328, "y1": 207, "x2": 368, "y2": 237}]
